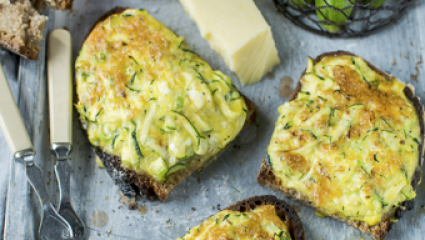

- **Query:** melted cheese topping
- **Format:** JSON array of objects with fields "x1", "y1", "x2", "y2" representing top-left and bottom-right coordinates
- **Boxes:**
[
  {"x1": 75, "y1": 9, "x2": 247, "y2": 181},
  {"x1": 268, "y1": 55, "x2": 421, "y2": 226},
  {"x1": 177, "y1": 205, "x2": 292, "y2": 240}
]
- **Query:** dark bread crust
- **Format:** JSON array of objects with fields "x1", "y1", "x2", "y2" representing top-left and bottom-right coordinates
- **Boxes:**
[
  {"x1": 224, "y1": 195, "x2": 305, "y2": 240},
  {"x1": 0, "y1": 38, "x2": 38, "y2": 60},
  {"x1": 31, "y1": 0, "x2": 74, "y2": 11},
  {"x1": 257, "y1": 51, "x2": 424, "y2": 240},
  {"x1": 77, "y1": 7, "x2": 257, "y2": 202},
  {"x1": 52, "y1": 0, "x2": 73, "y2": 10}
]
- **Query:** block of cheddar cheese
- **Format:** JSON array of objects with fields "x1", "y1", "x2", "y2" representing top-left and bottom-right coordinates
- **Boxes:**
[{"x1": 180, "y1": 0, "x2": 280, "y2": 85}]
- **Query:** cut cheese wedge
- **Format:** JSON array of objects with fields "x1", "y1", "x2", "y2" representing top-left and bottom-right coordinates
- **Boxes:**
[{"x1": 180, "y1": 0, "x2": 280, "y2": 85}]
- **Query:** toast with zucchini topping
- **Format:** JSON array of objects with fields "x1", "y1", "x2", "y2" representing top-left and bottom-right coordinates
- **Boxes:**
[
  {"x1": 258, "y1": 51, "x2": 424, "y2": 240},
  {"x1": 75, "y1": 8, "x2": 256, "y2": 202},
  {"x1": 177, "y1": 195, "x2": 305, "y2": 240}
]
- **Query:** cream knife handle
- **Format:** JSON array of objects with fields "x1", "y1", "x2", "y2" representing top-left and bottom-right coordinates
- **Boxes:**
[
  {"x1": 0, "y1": 65, "x2": 33, "y2": 154},
  {"x1": 48, "y1": 29, "x2": 73, "y2": 146}
]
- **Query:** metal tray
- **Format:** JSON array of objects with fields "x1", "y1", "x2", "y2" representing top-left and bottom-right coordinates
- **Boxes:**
[{"x1": 4, "y1": 0, "x2": 425, "y2": 239}]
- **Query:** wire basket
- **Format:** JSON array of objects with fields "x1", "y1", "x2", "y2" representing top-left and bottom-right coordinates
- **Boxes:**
[{"x1": 274, "y1": 0, "x2": 417, "y2": 38}]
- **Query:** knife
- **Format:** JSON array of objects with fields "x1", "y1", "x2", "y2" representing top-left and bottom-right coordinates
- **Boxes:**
[
  {"x1": 0, "y1": 64, "x2": 73, "y2": 239},
  {"x1": 48, "y1": 29, "x2": 85, "y2": 238}
]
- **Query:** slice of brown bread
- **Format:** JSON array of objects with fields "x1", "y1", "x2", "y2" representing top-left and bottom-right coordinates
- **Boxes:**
[
  {"x1": 79, "y1": 7, "x2": 257, "y2": 202},
  {"x1": 223, "y1": 195, "x2": 305, "y2": 240},
  {"x1": 257, "y1": 51, "x2": 425, "y2": 240},
  {"x1": 0, "y1": 0, "x2": 48, "y2": 59},
  {"x1": 0, "y1": 0, "x2": 73, "y2": 59}
]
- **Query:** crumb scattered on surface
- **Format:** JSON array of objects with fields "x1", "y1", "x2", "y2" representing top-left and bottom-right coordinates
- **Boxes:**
[
  {"x1": 411, "y1": 65, "x2": 420, "y2": 82},
  {"x1": 92, "y1": 211, "x2": 109, "y2": 227},
  {"x1": 416, "y1": 56, "x2": 423, "y2": 66},
  {"x1": 281, "y1": 76, "x2": 293, "y2": 86},
  {"x1": 392, "y1": 59, "x2": 397, "y2": 66},
  {"x1": 138, "y1": 205, "x2": 147, "y2": 215},
  {"x1": 165, "y1": 218, "x2": 170, "y2": 223},
  {"x1": 279, "y1": 85, "x2": 293, "y2": 98},
  {"x1": 279, "y1": 76, "x2": 294, "y2": 98},
  {"x1": 191, "y1": 207, "x2": 196, "y2": 211},
  {"x1": 129, "y1": 200, "x2": 137, "y2": 210},
  {"x1": 119, "y1": 192, "x2": 134, "y2": 206},
  {"x1": 268, "y1": 72, "x2": 275, "y2": 79}
]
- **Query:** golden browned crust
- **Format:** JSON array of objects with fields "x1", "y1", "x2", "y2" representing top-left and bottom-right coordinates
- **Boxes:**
[
  {"x1": 257, "y1": 51, "x2": 424, "y2": 240},
  {"x1": 224, "y1": 195, "x2": 305, "y2": 240},
  {"x1": 78, "y1": 7, "x2": 257, "y2": 202}
]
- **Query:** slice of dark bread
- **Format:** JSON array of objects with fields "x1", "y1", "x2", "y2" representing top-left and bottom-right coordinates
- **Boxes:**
[
  {"x1": 0, "y1": 0, "x2": 48, "y2": 59},
  {"x1": 0, "y1": 0, "x2": 73, "y2": 59},
  {"x1": 78, "y1": 7, "x2": 257, "y2": 202},
  {"x1": 257, "y1": 51, "x2": 424, "y2": 240},
  {"x1": 177, "y1": 195, "x2": 305, "y2": 240}
]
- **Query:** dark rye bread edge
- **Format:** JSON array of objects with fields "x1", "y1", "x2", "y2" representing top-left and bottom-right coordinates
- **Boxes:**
[
  {"x1": 257, "y1": 51, "x2": 425, "y2": 240},
  {"x1": 32, "y1": 0, "x2": 74, "y2": 11},
  {"x1": 76, "y1": 7, "x2": 257, "y2": 202},
  {"x1": 49, "y1": 0, "x2": 74, "y2": 11},
  {"x1": 0, "y1": 38, "x2": 38, "y2": 60},
  {"x1": 223, "y1": 195, "x2": 305, "y2": 240}
]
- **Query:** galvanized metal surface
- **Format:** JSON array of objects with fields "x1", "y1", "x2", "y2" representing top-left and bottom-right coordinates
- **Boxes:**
[{"x1": 3, "y1": 0, "x2": 425, "y2": 239}]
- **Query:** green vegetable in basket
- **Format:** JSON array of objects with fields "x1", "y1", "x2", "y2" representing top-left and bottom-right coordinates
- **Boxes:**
[
  {"x1": 362, "y1": 0, "x2": 386, "y2": 8},
  {"x1": 289, "y1": 0, "x2": 315, "y2": 8},
  {"x1": 316, "y1": 0, "x2": 354, "y2": 33}
]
